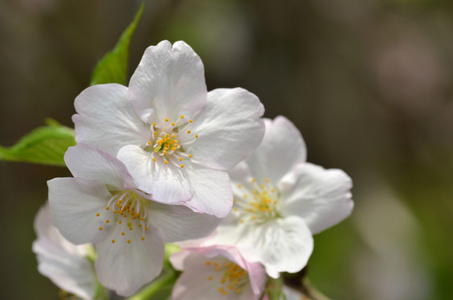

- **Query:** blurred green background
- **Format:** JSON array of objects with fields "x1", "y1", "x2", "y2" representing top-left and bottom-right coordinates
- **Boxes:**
[{"x1": 1, "y1": 0, "x2": 452, "y2": 299}]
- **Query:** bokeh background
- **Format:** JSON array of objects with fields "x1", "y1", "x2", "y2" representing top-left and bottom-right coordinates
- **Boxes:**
[{"x1": 1, "y1": 0, "x2": 452, "y2": 299}]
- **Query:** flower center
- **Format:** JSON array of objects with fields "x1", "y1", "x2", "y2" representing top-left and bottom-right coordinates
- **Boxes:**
[
  {"x1": 145, "y1": 115, "x2": 197, "y2": 169},
  {"x1": 233, "y1": 177, "x2": 281, "y2": 224},
  {"x1": 205, "y1": 260, "x2": 248, "y2": 296},
  {"x1": 96, "y1": 190, "x2": 151, "y2": 244}
]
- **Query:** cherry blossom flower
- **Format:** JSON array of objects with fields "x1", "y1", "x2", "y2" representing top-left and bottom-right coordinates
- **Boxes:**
[
  {"x1": 73, "y1": 40, "x2": 265, "y2": 217},
  {"x1": 32, "y1": 203, "x2": 97, "y2": 300},
  {"x1": 48, "y1": 144, "x2": 221, "y2": 296},
  {"x1": 170, "y1": 245, "x2": 266, "y2": 300},
  {"x1": 199, "y1": 116, "x2": 354, "y2": 278}
]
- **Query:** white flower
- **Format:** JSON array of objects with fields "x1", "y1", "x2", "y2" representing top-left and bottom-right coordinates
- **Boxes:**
[
  {"x1": 170, "y1": 245, "x2": 267, "y2": 300},
  {"x1": 200, "y1": 116, "x2": 354, "y2": 278},
  {"x1": 48, "y1": 144, "x2": 221, "y2": 296},
  {"x1": 73, "y1": 40, "x2": 265, "y2": 217},
  {"x1": 32, "y1": 203, "x2": 97, "y2": 300}
]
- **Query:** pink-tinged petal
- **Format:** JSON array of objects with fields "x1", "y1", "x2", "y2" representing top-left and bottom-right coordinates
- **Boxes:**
[
  {"x1": 281, "y1": 163, "x2": 353, "y2": 234},
  {"x1": 95, "y1": 226, "x2": 165, "y2": 297},
  {"x1": 186, "y1": 88, "x2": 265, "y2": 171},
  {"x1": 170, "y1": 247, "x2": 265, "y2": 300},
  {"x1": 183, "y1": 165, "x2": 233, "y2": 218},
  {"x1": 73, "y1": 83, "x2": 149, "y2": 156},
  {"x1": 129, "y1": 40, "x2": 207, "y2": 123},
  {"x1": 33, "y1": 204, "x2": 96, "y2": 300},
  {"x1": 48, "y1": 178, "x2": 110, "y2": 245},
  {"x1": 65, "y1": 145, "x2": 132, "y2": 189},
  {"x1": 147, "y1": 202, "x2": 221, "y2": 243},
  {"x1": 117, "y1": 145, "x2": 193, "y2": 204},
  {"x1": 245, "y1": 116, "x2": 306, "y2": 184}
]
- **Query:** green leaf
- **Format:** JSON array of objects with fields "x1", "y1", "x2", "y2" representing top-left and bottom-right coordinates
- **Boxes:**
[
  {"x1": 0, "y1": 125, "x2": 76, "y2": 166},
  {"x1": 90, "y1": 3, "x2": 144, "y2": 86}
]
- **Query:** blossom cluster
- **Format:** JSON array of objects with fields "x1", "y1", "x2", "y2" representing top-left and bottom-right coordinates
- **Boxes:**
[{"x1": 33, "y1": 40, "x2": 354, "y2": 299}]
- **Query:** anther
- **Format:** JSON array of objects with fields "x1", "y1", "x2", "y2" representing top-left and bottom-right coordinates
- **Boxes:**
[
  {"x1": 180, "y1": 115, "x2": 184, "y2": 119},
  {"x1": 106, "y1": 207, "x2": 110, "y2": 210},
  {"x1": 171, "y1": 122, "x2": 175, "y2": 126},
  {"x1": 127, "y1": 240, "x2": 131, "y2": 244},
  {"x1": 121, "y1": 232, "x2": 125, "y2": 236},
  {"x1": 189, "y1": 120, "x2": 193, "y2": 123},
  {"x1": 153, "y1": 158, "x2": 157, "y2": 162},
  {"x1": 141, "y1": 237, "x2": 145, "y2": 241},
  {"x1": 119, "y1": 220, "x2": 122, "y2": 224},
  {"x1": 111, "y1": 239, "x2": 115, "y2": 243},
  {"x1": 152, "y1": 122, "x2": 156, "y2": 126},
  {"x1": 187, "y1": 130, "x2": 191, "y2": 134},
  {"x1": 179, "y1": 157, "x2": 183, "y2": 161},
  {"x1": 164, "y1": 118, "x2": 169, "y2": 122},
  {"x1": 164, "y1": 161, "x2": 169, "y2": 164},
  {"x1": 96, "y1": 213, "x2": 100, "y2": 217},
  {"x1": 195, "y1": 134, "x2": 198, "y2": 138},
  {"x1": 180, "y1": 164, "x2": 184, "y2": 168},
  {"x1": 106, "y1": 220, "x2": 110, "y2": 223},
  {"x1": 99, "y1": 227, "x2": 103, "y2": 230}
]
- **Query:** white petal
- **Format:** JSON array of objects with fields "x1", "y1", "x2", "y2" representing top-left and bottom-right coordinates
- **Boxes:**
[
  {"x1": 129, "y1": 40, "x2": 207, "y2": 123},
  {"x1": 186, "y1": 88, "x2": 265, "y2": 171},
  {"x1": 48, "y1": 177, "x2": 110, "y2": 245},
  {"x1": 281, "y1": 163, "x2": 353, "y2": 234},
  {"x1": 147, "y1": 202, "x2": 221, "y2": 243},
  {"x1": 283, "y1": 286, "x2": 305, "y2": 300},
  {"x1": 184, "y1": 165, "x2": 233, "y2": 218},
  {"x1": 117, "y1": 145, "x2": 193, "y2": 204},
  {"x1": 228, "y1": 161, "x2": 253, "y2": 184},
  {"x1": 33, "y1": 204, "x2": 96, "y2": 300},
  {"x1": 65, "y1": 144, "x2": 132, "y2": 189},
  {"x1": 256, "y1": 217, "x2": 313, "y2": 278},
  {"x1": 245, "y1": 116, "x2": 306, "y2": 184},
  {"x1": 73, "y1": 83, "x2": 149, "y2": 156},
  {"x1": 214, "y1": 216, "x2": 313, "y2": 278},
  {"x1": 95, "y1": 226, "x2": 165, "y2": 297}
]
